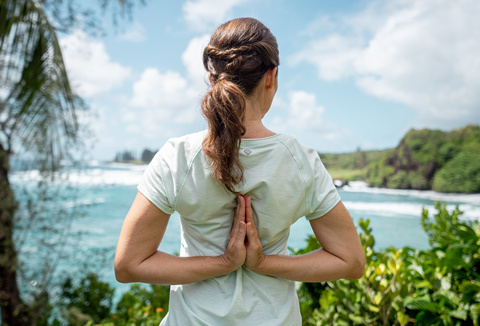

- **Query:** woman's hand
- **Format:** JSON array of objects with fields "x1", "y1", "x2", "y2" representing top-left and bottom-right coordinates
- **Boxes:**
[
  {"x1": 220, "y1": 196, "x2": 247, "y2": 271},
  {"x1": 244, "y1": 195, "x2": 266, "y2": 272}
]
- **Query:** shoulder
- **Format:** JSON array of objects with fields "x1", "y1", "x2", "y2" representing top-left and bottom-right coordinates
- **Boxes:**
[
  {"x1": 158, "y1": 130, "x2": 206, "y2": 162},
  {"x1": 165, "y1": 130, "x2": 206, "y2": 150},
  {"x1": 276, "y1": 134, "x2": 320, "y2": 162}
]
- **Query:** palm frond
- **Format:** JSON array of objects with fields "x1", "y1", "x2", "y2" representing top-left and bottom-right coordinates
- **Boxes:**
[{"x1": 0, "y1": 0, "x2": 84, "y2": 170}]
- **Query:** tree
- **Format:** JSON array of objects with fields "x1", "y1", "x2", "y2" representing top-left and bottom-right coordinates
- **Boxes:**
[
  {"x1": 0, "y1": 1, "x2": 143, "y2": 324},
  {"x1": 141, "y1": 148, "x2": 156, "y2": 163}
]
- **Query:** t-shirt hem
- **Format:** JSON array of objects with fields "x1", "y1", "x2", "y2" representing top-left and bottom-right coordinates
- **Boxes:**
[
  {"x1": 305, "y1": 196, "x2": 341, "y2": 221},
  {"x1": 137, "y1": 186, "x2": 175, "y2": 215}
]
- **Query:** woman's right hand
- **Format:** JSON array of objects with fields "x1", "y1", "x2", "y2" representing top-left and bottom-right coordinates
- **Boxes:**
[{"x1": 220, "y1": 196, "x2": 247, "y2": 271}]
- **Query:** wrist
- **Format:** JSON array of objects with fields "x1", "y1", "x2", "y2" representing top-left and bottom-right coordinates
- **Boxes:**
[
  {"x1": 218, "y1": 254, "x2": 240, "y2": 274},
  {"x1": 246, "y1": 254, "x2": 268, "y2": 274}
]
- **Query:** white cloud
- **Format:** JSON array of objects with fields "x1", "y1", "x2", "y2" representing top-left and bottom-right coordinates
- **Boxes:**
[
  {"x1": 268, "y1": 91, "x2": 346, "y2": 144},
  {"x1": 118, "y1": 21, "x2": 147, "y2": 42},
  {"x1": 60, "y1": 30, "x2": 131, "y2": 98},
  {"x1": 127, "y1": 67, "x2": 202, "y2": 138},
  {"x1": 287, "y1": 91, "x2": 325, "y2": 130},
  {"x1": 131, "y1": 68, "x2": 190, "y2": 112},
  {"x1": 183, "y1": 0, "x2": 249, "y2": 31},
  {"x1": 292, "y1": 0, "x2": 480, "y2": 127},
  {"x1": 182, "y1": 34, "x2": 211, "y2": 90},
  {"x1": 292, "y1": 34, "x2": 361, "y2": 81}
]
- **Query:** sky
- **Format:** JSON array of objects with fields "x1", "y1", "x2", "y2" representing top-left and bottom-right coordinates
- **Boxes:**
[{"x1": 58, "y1": 0, "x2": 480, "y2": 161}]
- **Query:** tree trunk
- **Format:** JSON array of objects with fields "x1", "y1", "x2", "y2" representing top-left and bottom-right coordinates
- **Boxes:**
[{"x1": 0, "y1": 145, "x2": 32, "y2": 325}]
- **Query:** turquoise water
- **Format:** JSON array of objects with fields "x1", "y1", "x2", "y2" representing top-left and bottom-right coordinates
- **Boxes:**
[{"x1": 11, "y1": 163, "x2": 480, "y2": 295}]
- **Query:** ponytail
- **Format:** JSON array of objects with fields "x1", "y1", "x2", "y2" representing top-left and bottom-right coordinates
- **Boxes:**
[
  {"x1": 201, "y1": 18, "x2": 279, "y2": 193},
  {"x1": 202, "y1": 78, "x2": 246, "y2": 194}
]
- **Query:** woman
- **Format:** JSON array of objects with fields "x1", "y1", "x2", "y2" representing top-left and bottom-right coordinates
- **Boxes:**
[{"x1": 115, "y1": 17, "x2": 365, "y2": 325}]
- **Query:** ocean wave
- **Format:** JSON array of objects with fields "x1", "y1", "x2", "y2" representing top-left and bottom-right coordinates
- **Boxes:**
[
  {"x1": 10, "y1": 163, "x2": 147, "y2": 186},
  {"x1": 64, "y1": 198, "x2": 106, "y2": 209},
  {"x1": 342, "y1": 182, "x2": 480, "y2": 205},
  {"x1": 343, "y1": 201, "x2": 480, "y2": 220}
]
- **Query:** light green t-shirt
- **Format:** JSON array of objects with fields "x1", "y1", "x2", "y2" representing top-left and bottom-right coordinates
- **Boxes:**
[{"x1": 138, "y1": 130, "x2": 340, "y2": 326}]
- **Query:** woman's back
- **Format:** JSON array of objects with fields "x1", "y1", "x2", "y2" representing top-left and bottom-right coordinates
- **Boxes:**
[{"x1": 138, "y1": 130, "x2": 340, "y2": 325}]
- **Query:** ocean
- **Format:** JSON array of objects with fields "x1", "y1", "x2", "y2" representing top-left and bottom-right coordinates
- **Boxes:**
[{"x1": 10, "y1": 162, "x2": 480, "y2": 295}]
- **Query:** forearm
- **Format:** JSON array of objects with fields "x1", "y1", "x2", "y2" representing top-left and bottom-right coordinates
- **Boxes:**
[
  {"x1": 115, "y1": 251, "x2": 235, "y2": 285},
  {"x1": 252, "y1": 248, "x2": 364, "y2": 283}
]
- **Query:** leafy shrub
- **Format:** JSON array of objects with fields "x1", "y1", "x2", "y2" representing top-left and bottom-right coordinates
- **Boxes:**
[
  {"x1": 100, "y1": 283, "x2": 169, "y2": 325},
  {"x1": 432, "y1": 143, "x2": 480, "y2": 193},
  {"x1": 55, "y1": 273, "x2": 169, "y2": 326},
  {"x1": 59, "y1": 273, "x2": 115, "y2": 325},
  {"x1": 386, "y1": 170, "x2": 409, "y2": 189},
  {"x1": 296, "y1": 203, "x2": 480, "y2": 325}
]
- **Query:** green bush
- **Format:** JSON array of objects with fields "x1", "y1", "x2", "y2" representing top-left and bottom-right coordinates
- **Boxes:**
[
  {"x1": 296, "y1": 203, "x2": 480, "y2": 325},
  {"x1": 60, "y1": 273, "x2": 115, "y2": 325},
  {"x1": 432, "y1": 143, "x2": 480, "y2": 193},
  {"x1": 56, "y1": 274, "x2": 169, "y2": 326},
  {"x1": 386, "y1": 170, "x2": 409, "y2": 189},
  {"x1": 100, "y1": 283, "x2": 169, "y2": 325}
]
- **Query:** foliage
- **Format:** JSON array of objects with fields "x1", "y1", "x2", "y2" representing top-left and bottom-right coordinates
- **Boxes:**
[
  {"x1": 113, "y1": 148, "x2": 158, "y2": 163},
  {"x1": 296, "y1": 203, "x2": 480, "y2": 325},
  {"x1": 141, "y1": 148, "x2": 156, "y2": 163},
  {"x1": 366, "y1": 125, "x2": 480, "y2": 193},
  {"x1": 59, "y1": 273, "x2": 115, "y2": 325},
  {"x1": 1, "y1": 0, "x2": 82, "y2": 323},
  {"x1": 54, "y1": 274, "x2": 169, "y2": 326},
  {"x1": 0, "y1": 1, "x2": 146, "y2": 324},
  {"x1": 31, "y1": 203, "x2": 480, "y2": 325},
  {"x1": 99, "y1": 284, "x2": 169, "y2": 326},
  {"x1": 432, "y1": 142, "x2": 480, "y2": 193}
]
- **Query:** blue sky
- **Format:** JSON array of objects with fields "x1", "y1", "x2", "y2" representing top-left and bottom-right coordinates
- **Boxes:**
[{"x1": 59, "y1": 0, "x2": 480, "y2": 161}]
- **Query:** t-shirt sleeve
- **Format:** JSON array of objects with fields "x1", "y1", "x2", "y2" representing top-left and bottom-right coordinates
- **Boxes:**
[
  {"x1": 137, "y1": 142, "x2": 176, "y2": 215},
  {"x1": 305, "y1": 154, "x2": 341, "y2": 220}
]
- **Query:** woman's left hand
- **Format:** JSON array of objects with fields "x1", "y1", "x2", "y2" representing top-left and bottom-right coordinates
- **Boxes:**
[{"x1": 244, "y1": 195, "x2": 266, "y2": 272}]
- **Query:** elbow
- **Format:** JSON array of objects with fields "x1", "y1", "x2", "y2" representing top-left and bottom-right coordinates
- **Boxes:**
[
  {"x1": 114, "y1": 259, "x2": 135, "y2": 284},
  {"x1": 349, "y1": 253, "x2": 366, "y2": 279}
]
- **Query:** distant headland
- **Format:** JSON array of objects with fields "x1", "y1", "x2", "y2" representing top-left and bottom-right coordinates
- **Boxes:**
[{"x1": 323, "y1": 125, "x2": 480, "y2": 194}]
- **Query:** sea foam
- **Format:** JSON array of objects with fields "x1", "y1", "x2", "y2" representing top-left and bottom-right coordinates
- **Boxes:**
[
  {"x1": 10, "y1": 163, "x2": 147, "y2": 187},
  {"x1": 343, "y1": 182, "x2": 480, "y2": 205}
]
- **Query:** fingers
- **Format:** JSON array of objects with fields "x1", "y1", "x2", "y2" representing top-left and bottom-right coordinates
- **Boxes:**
[
  {"x1": 230, "y1": 196, "x2": 245, "y2": 234},
  {"x1": 244, "y1": 195, "x2": 254, "y2": 226},
  {"x1": 243, "y1": 194, "x2": 258, "y2": 240},
  {"x1": 235, "y1": 196, "x2": 246, "y2": 223},
  {"x1": 231, "y1": 196, "x2": 247, "y2": 242}
]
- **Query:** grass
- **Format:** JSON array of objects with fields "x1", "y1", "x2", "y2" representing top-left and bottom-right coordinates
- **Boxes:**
[{"x1": 326, "y1": 168, "x2": 367, "y2": 181}]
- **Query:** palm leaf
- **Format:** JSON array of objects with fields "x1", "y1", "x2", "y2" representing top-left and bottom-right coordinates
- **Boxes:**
[{"x1": 0, "y1": 0, "x2": 84, "y2": 170}]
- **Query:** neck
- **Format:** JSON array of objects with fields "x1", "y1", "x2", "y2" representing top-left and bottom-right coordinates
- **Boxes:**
[{"x1": 242, "y1": 98, "x2": 275, "y2": 139}]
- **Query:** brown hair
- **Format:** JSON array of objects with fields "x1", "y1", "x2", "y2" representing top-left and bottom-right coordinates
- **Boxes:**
[{"x1": 201, "y1": 18, "x2": 279, "y2": 193}]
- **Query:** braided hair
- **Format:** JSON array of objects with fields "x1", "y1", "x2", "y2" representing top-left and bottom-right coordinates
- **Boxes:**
[{"x1": 201, "y1": 18, "x2": 279, "y2": 194}]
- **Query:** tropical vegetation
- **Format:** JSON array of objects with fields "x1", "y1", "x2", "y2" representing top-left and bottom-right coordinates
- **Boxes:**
[
  {"x1": 296, "y1": 202, "x2": 480, "y2": 325},
  {"x1": 36, "y1": 203, "x2": 480, "y2": 325},
  {"x1": 0, "y1": 1, "x2": 142, "y2": 324}
]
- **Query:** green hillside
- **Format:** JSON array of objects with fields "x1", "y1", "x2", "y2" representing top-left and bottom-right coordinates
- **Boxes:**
[
  {"x1": 320, "y1": 149, "x2": 389, "y2": 181},
  {"x1": 366, "y1": 125, "x2": 480, "y2": 193},
  {"x1": 320, "y1": 125, "x2": 480, "y2": 193}
]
